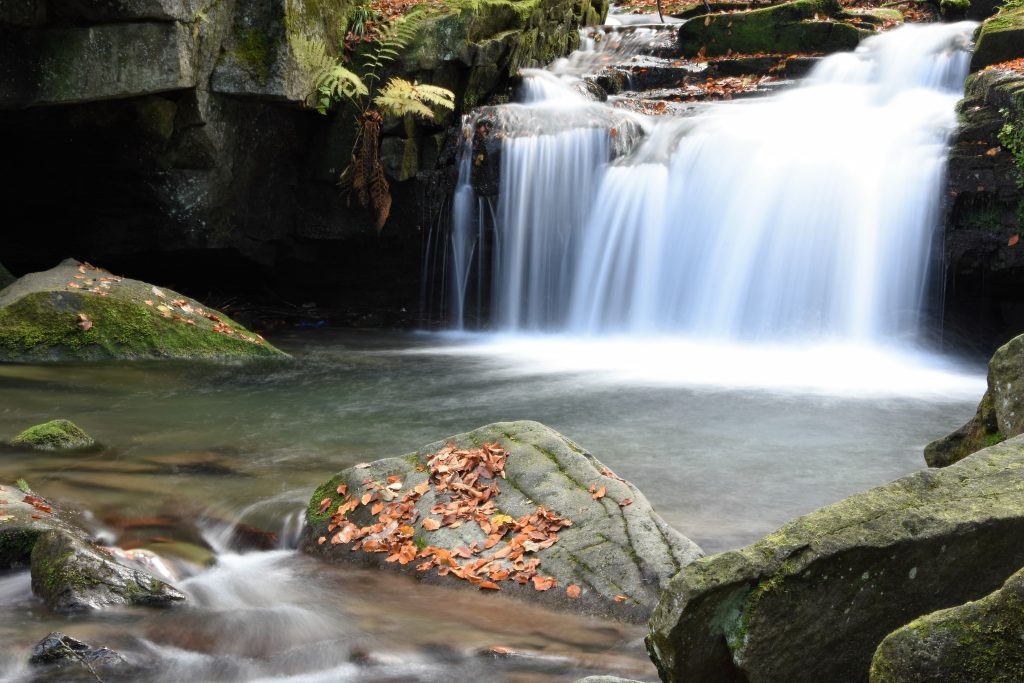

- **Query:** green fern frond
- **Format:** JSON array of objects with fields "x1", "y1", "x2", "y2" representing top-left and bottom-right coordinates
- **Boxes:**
[{"x1": 373, "y1": 78, "x2": 455, "y2": 121}]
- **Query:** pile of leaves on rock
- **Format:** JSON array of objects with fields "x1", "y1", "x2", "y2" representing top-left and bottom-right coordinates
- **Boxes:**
[{"x1": 316, "y1": 443, "x2": 590, "y2": 597}]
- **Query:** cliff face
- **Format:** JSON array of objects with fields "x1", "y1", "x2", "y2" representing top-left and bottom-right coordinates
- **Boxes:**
[
  {"x1": 0, "y1": 0, "x2": 604, "y2": 317},
  {"x1": 942, "y1": 7, "x2": 1024, "y2": 353}
]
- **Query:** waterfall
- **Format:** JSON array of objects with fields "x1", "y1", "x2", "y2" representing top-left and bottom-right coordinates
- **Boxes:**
[{"x1": 443, "y1": 21, "x2": 976, "y2": 344}]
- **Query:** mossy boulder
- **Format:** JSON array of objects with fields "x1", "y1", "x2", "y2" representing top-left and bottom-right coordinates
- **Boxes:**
[
  {"x1": 301, "y1": 420, "x2": 702, "y2": 622},
  {"x1": 870, "y1": 565, "x2": 1024, "y2": 682},
  {"x1": 10, "y1": 420, "x2": 95, "y2": 451},
  {"x1": 0, "y1": 483, "x2": 79, "y2": 571},
  {"x1": 646, "y1": 435, "x2": 1024, "y2": 683},
  {"x1": 0, "y1": 258, "x2": 287, "y2": 362},
  {"x1": 676, "y1": 0, "x2": 866, "y2": 58},
  {"x1": 926, "y1": 333, "x2": 1024, "y2": 467},
  {"x1": 31, "y1": 528, "x2": 185, "y2": 612},
  {"x1": 971, "y1": 2, "x2": 1024, "y2": 71}
]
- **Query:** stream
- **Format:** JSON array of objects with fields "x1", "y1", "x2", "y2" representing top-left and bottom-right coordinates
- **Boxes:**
[{"x1": 0, "y1": 330, "x2": 982, "y2": 681}]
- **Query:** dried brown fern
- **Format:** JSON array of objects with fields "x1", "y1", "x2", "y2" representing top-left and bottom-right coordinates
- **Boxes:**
[{"x1": 340, "y1": 109, "x2": 391, "y2": 232}]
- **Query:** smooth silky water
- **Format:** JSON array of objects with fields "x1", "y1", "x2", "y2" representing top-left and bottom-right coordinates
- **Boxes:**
[{"x1": 0, "y1": 17, "x2": 991, "y2": 683}]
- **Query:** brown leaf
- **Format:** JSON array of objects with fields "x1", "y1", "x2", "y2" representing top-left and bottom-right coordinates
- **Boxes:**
[
  {"x1": 613, "y1": 594, "x2": 628, "y2": 603},
  {"x1": 336, "y1": 483, "x2": 348, "y2": 496},
  {"x1": 317, "y1": 536, "x2": 327, "y2": 545},
  {"x1": 566, "y1": 584, "x2": 581, "y2": 598},
  {"x1": 371, "y1": 502, "x2": 384, "y2": 515},
  {"x1": 77, "y1": 313, "x2": 93, "y2": 331},
  {"x1": 592, "y1": 486, "x2": 606, "y2": 500},
  {"x1": 422, "y1": 518, "x2": 441, "y2": 531},
  {"x1": 532, "y1": 575, "x2": 555, "y2": 591},
  {"x1": 317, "y1": 498, "x2": 333, "y2": 514},
  {"x1": 479, "y1": 581, "x2": 501, "y2": 590},
  {"x1": 619, "y1": 498, "x2": 633, "y2": 507},
  {"x1": 1010, "y1": 234, "x2": 1020, "y2": 247}
]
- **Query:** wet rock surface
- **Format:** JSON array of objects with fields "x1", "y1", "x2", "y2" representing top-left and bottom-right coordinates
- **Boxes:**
[
  {"x1": 28, "y1": 631, "x2": 132, "y2": 682},
  {"x1": 302, "y1": 420, "x2": 702, "y2": 621}
]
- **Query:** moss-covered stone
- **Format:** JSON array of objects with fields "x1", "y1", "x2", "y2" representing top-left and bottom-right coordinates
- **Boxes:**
[
  {"x1": 10, "y1": 419, "x2": 95, "y2": 451},
  {"x1": 927, "y1": 333, "x2": 1024, "y2": 467},
  {"x1": 871, "y1": 565, "x2": 1024, "y2": 682},
  {"x1": 971, "y1": 2, "x2": 1024, "y2": 71},
  {"x1": 30, "y1": 528, "x2": 186, "y2": 612},
  {"x1": 676, "y1": 0, "x2": 866, "y2": 58},
  {"x1": 0, "y1": 259, "x2": 287, "y2": 362},
  {"x1": 301, "y1": 420, "x2": 702, "y2": 621},
  {"x1": 647, "y1": 435, "x2": 1024, "y2": 682}
]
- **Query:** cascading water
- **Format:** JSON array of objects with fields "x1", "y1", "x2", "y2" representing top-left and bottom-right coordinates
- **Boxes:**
[{"x1": 444, "y1": 21, "x2": 977, "y2": 344}]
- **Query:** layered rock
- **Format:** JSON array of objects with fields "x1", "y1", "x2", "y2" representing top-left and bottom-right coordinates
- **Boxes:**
[
  {"x1": 971, "y1": 1, "x2": 1024, "y2": 71},
  {"x1": 647, "y1": 435, "x2": 1024, "y2": 682},
  {"x1": 302, "y1": 420, "x2": 702, "y2": 621},
  {"x1": 0, "y1": 0, "x2": 606, "y2": 316},
  {"x1": 0, "y1": 259, "x2": 287, "y2": 361},
  {"x1": 870, "y1": 565, "x2": 1024, "y2": 682},
  {"x1": 942, "y1": 12, "x2": 1024, "y2": 351},
  {"x1": 676, "y1": 0, "x2": 897, "y2": 58}
]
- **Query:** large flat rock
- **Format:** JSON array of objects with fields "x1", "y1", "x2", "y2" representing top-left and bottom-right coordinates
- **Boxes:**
[
  {"x1": 647, "y1": 435, "x2": 1024, "y2": 682},
  {"x1": 301, "y1": 420, "x2": 702, "y2": 622}
]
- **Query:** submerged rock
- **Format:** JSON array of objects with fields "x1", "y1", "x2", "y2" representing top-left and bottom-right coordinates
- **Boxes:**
[
  {"x1": 31, "y1": 528, "x2": 186, "y2": 612},
  {"x1": 0, "y1": 484, "x2": 74, "y2": 570},
  {"x1": 302, "y1": 420, "x2": 702, "y2": 621},
  {"x1": 0, "y1": 258, "x2": 287, "y2": 362},
  {"x1": 870, "y1": 565, "x2": 1024, "y2": 682},
  {"x1": 10, "y1": 419, "x2": 95, "y2": 451},
  {"x1": 926, "y1": 333, "x2": 1024, "y2": 467},
  {"x1": 29, "y1": 631, "x2": 125, "y2": 670},
  {"x1": 646, "y1": 435, "x2": 1024, "y2": 682}
]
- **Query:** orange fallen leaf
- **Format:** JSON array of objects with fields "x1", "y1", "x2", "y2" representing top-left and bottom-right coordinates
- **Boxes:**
[
  {"x1": 361, "y1": 493, "x2": 373, "y2": 506},
  {"x1": 317, "y1": 498, "x2": 332, "y2": 514},
  {"x1": 317, "y1": 536, "x2": 326, "y2": 545},
  {"x1": 77, "y1": 313, "x2": 92, "y2": 331},
  {"x1": 613, "y1": 594, "x2": 628, "y2": 603},
  {"x1": 592, "y1": 486, "x2": 606, "y2": 500},
  {"x1": 371, "y1": 502, "x2": 384, "y2": 515},
  {"x1": 1010, "y1": 234, "x2": 1020, "y2": 247},
  {"x1": 532, "y1": 575, "x2": 555, "y2": 591},
  {"x1": 336, "y1": 483, "x2": 348, "y2": 496},
  {"x1": 422, "y1": 518, "x2": 441, "y2": 531},
  {"x1": 566, "y1": 584, "x2": 581, "y2": 598},
  {"x1": 479, "y1": 581, "x2": 501, "y2": 590},
  {"x1": 619, "y1": 498, "x2": 633, "y2": 507}
]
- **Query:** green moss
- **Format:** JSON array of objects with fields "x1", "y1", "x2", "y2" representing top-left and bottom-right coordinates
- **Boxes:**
[
  {"x1": 233, "y1": 28, "x2": 274, "y2": 84},
  {"x1": 306, "y1": 474, "x2": 345, "y2": 525},
  {"x1": 986, "y1": 431, "x2": 1006, "y2": 447},
  {"x1": 11, "y1": 419, "x2": 93, "y2": 451},
  {"x1": 0, "y1": 291, "x2": 285, "y2": 362},
  {"x1": 939, "y1": 0, "x2": 970, "y2": 16}
]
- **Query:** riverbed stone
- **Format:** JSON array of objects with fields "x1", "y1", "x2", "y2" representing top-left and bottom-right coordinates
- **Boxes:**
[
  {"x1": 302, "y1": 420, "x2": 702, "y2": 621},
  {"x1": 10, "y1": 420, "x2": 95, "y2": 451},
  {"x1": 0, "y1": 484, "x2": 76, "y2": 570},
  {"x1": 31, "y1": 528, "x2": 186, "y2": 612},
  {"x1": 0, "y1": 258, "x2": 287, "y2": 362},
  {"x1": 29, "y1": 631, "x2": 125, "y2": 669},
  {"x1": 676, "y1": 0, "x2": 866, "y2": 58},
  {"x1": 870, "y1": 565, "x2": 1024, "y2": 682},
  {"x1": 970, "y1": 2, "x2": 1024, "y2": 71},
  {"x1": 646, "y1": 434, "x2": 1024, "y2": 682},
  {"x1": 926, "y1": 332, "x2": 1024, "y2": 467}
]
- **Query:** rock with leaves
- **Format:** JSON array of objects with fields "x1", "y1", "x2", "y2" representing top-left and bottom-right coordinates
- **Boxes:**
[{"x1": 302, "y1": 420, "x2": 702, "y2": 621}]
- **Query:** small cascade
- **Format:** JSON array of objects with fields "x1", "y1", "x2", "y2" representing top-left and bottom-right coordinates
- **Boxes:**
[{"x1": 438, "y1": 20, "x2": 977, "y2": 344}]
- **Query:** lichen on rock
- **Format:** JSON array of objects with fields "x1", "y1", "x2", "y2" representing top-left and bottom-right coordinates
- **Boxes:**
[
  {"x1": 646, "y1": 434, "x2": 1024, "y2": 682},
  {"x1": 301, "y1": 420, "x2": 702, "y2": 621}
]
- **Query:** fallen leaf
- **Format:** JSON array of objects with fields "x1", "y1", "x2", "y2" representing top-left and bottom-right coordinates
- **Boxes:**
[
  {"x1": 613, "y1": 594, "x2": 628, "y2": 603},
  {"x1": 422, "y1": 518, "x2": 441, "y2": 531},
  {"x1": 77, "y1": 313, "x2": 92, "y2": 331},
  {"x1": 317, "y1": 536, "x2": 327, "y2": 545},
  {"x1": 354, "y1": 463, "x2": 371, "y2": 469},
  {"x1": 152, "y1": 286, "x2": 166, "y2": 299},
  {"x1": 619, "y1": 498, "x2": 633, "y2": 507},
  {"x1": 1010, "y1": 234, "x2": 1020, "y2": 247},
  {"x1": 371, "y1": 502, "x2": 385, "y2": 515},
  {"x1": 592, "y1": 486, "x2": 606, "y2": 500},
  {"x1": 336, "y1": 484, "x2": 348, "y2": 496},
  {"x1": 566, "y1": 584, "x2": 581, "y2": 598},
  {"x1": 317, "y1": 498, "x2": 333, "y2": 514},
  {"x1": 479, "y1": 581, "x2": 501, "y2": 590},
  {"x1": 532, "y1": 575, "x2": 555, "y2": 591}
]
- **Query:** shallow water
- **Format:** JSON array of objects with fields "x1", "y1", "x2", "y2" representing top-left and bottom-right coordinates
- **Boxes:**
[{"x1": 0, "y1": 330, "x2": 983, "y2": 681}]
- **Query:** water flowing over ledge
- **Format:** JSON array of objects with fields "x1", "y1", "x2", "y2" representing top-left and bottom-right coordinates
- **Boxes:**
[{"x1": 444, "y1": 21, "x2": 977, "y2": 343}]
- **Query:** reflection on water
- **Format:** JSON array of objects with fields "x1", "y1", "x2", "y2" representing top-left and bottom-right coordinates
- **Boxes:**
[{"x1": 0, "y1": 330, "x2": 983, "y2": 681}]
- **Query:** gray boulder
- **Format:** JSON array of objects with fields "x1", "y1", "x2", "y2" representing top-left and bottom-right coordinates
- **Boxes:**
[
  {"x1": 926, "y1": 333, "x2": 1024, "y2": 467},
  {"x1": 647, "y1": 435, "x2": 1024, "y2": 683},
  {"x1": 871, "y1": 565, "x2": 1024, "y2": 682},
  {"x1": 10, "y1": 419, "x2": 94, "y2": 451},
  {"x1": 0, "y1": 483, "x2": 78, "y2": 570},
  {"x1": 29, "y1": 631, "x2": 128, "y2": 682},
  {"x1": 301, "y1": 421, "x2": 702, "y2": 621},
  {"x1": 0, "y1": 258, "x2": 287, "y2": 362},
  {"x1": 31, "y1": 528, "x2": 185, "y2": 612}
]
